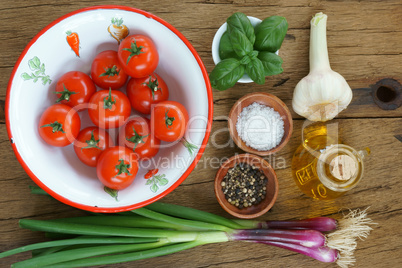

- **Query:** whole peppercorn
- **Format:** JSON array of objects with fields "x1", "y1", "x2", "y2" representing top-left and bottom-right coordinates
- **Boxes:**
[{"x1": 221, "y1": 163, "x2": 268, "y2": 209}]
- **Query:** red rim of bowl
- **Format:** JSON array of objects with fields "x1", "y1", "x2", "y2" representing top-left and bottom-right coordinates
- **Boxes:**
[{"x1": 5, "y1": 5, "x2": 213, "y2": 213}]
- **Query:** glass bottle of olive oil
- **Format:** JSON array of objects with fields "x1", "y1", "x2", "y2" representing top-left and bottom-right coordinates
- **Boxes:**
[{"x1": 291, "y1": 122, "x2": 369, "y2": 200}]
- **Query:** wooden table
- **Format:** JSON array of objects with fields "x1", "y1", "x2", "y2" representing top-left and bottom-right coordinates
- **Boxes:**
[{"x1": 0, "y1": 1, "x2": 401, "y2": 267}]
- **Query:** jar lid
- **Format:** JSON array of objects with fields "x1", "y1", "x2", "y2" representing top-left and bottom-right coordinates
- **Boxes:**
[
  {"x1": 329, "y1": 155, "x2": 357, "y2": 181},
  {"x1": 317, "y1": 144, "x2": 365, "y2": 192}
]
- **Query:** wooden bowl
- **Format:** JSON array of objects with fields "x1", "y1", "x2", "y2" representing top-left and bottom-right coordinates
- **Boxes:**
[
  {"x1": 228, "y1": 92, "x2": 293, "y2": 156},
  {"x1": 214, "y1": 153, "x2": 279, "y2": 219}
]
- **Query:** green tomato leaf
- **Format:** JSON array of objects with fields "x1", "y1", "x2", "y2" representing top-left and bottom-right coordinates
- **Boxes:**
[
  {"x1": 227, "y1": 12, "x2": 255, "y2": 45},
  {"x1": 151, "y1": 183, "x2": 159, "y2": 193},
  {"x1": 158, "y1": 178, "x2": 169, "y2": 186},
  {"x1": 145, "y1": 179, "x2": 153, "y2": 185},
  {"x1": 21, "y1": 73, "x2": 32, "y2": 80},
  {"x1": 254, "y1": 16, "x2": 288, "y2": 52},
  {"x1": 28, "y1": 60, "x2": 37, "y2": 71},
  {"x1": 257, "y1": 51, "x2": 284, "y2": 76},
  {"x1": 209, "y1": 58, "x2": 245, "y2": 91},
  {"x1": 219, "y1": 31, "x2": 239, "y2": 60},
  {"x1": 246, "y1": 58, "x2": 265, "y2": 85},
  {"x1": 41, "y1": 77, "x2": 49, "y2": 85},
  {"x1": 29, "y1": 56, "x2": 41, "y2": 70},
  {"x1": 228, "y1": 29, "x2": 253, "y2": 58}
]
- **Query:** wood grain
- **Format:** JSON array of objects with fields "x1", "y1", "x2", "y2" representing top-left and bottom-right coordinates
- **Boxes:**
[{"x1": 0, "y1": 0, "x2": 401, "y2": 267}]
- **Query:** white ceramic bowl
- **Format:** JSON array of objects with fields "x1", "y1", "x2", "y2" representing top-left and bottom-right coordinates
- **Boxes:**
[
  {"x1": 211, "y1": 16, "x2": 278, "y2": 83},
  {"x1": 5, "y1": 6, "x2": 213, "y2": 212}
]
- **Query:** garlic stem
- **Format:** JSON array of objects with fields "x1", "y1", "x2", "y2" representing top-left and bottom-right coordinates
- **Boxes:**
[
  {"x1": 291, "y1": 12, "x2": 353, "y2": 122},
  {"x1": 310, "y1": 13, "x2": 331, "y2": 72}
]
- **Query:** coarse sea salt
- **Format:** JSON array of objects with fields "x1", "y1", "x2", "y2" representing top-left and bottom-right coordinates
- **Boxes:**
[{"x1": 236, "y1": 102, "x2": 284, "y2": 151}]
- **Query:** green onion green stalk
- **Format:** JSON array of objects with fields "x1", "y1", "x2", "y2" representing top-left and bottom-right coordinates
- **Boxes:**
[{"x1": 0, "y1": 187, "x2": 374, "y2": 268}]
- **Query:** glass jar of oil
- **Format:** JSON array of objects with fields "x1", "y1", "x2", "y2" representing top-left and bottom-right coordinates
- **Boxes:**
[{"x1": 291, "y1": 122, "x2": 369, "y2": 200}]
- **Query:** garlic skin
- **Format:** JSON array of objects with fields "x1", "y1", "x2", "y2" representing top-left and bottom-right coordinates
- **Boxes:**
[{"x1": 292, "y1": 12, "x2": 353, "y2": 122}]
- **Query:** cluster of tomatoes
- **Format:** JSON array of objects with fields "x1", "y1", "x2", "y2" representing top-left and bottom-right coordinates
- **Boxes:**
[{"x1": 38, "y1": 35, "x2": 189, "y2": 191}]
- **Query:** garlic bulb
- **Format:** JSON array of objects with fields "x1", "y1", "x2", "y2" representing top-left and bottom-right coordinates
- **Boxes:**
[{"x1": 292, "y1": 12, "x2": 353, "y2": 122}]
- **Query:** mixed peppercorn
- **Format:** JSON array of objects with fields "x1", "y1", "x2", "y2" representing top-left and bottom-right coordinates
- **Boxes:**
[{"x1": 221, "y1": 163, "x2": 268, "y2": 209}]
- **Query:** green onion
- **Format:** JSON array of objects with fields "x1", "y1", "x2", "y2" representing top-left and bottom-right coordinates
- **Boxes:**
[
  {"x1": 233, "y1": 217, "x2": 338, "y2": 232},
  {"x1": 0, "y1": 236, "x2": 156, "y2": 258},
  {"x1": 1, "y1": 192, "x2": 373, "y2": 268},
  {"x1": 12, "y1": 240, "x2": 169, "y2": 268},
  {"x1": 145, "y1": 202, "x2": 243, "y2": 229},
  {"x1": 29, "y1": 185, "x2": 49, "y2": 196},
  {"x1": 132, "y1": 207, "x2": 232, "y2": 232},
  {"x1": 32, "y1": 245, "x2": 69, "y2": 257},
  {"x1": 50, "y1": 215, "x2": 189, "y2": 230},
  {"x1": 46, "y1": 241, "x2": 201, "y2": 268},
  {"x1": 19, "y1": 219, "x2": 204, "y2": 243}
]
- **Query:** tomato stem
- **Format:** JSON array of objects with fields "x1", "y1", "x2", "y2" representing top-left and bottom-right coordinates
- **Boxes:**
[
  {"x1": 104, "y1": 186, "x2": 119, "y2": 202},
  {"x1": 40, "y1": 121, "x2": 65, "y2": 133},
  {"x1": 164, "y1": 109, "x2": 175, "y2": 129},
  {"x1": 114, "y1": 159, "x2": 132, "y2": 177},
  {"x1": 103, "y1": 88, "x2": 116, "y2": 110},
  {"x1": 54, "y1": 84, "x2": 77, "y2": 103},
  {"x1": 81, "y1": 130, "x2": 101, "y2": 151},
  {"x1": 181, "y1": 138, "x2": 198, "y2": 156},
  {"x1": 100, "y1": 65, "x2": 120, "y2": 77},
  {"x1": 144, "y1": 75, "x2": 161, "y2": 100},
  {"x1": 123, "y1": 39, "x2": 144, "y2": 65},
  {"x1": 126, "y1": 127, "x2": 149, "y2": 151}
]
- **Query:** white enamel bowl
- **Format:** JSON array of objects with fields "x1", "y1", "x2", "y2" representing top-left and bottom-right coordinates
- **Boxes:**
[{"x1": 5, "y1": 6, "x2": 213, "y2": 212}]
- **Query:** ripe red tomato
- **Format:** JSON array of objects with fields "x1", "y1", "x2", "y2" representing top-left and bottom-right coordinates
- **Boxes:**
[
  {"x1": 118, "y1": 117, "x2": 160, "y2": 160},
  {"x1": 73, "y1": 127, "x2": 114, "y2": 167},
  {"x1": 38, "y1": 104, "x2": 81, "y2": 147},
  {"x1": 91, "y1": 50, "x2": 128, "y2": 90},
  {"x1": 96, "y1": 146, "x2": 139, "y2": 190},
  {"x1": 88, "y1": 88, "x2": 131, "y2": 129},
  {"x1": 55, "y1": 71, "x2": 96, "y2": 109},
  {"x1": 151, "y1": 101, "x2": 189, "y2": 142},
  {"x1": 126, "y1": 73, "x2": 169, "y2": 114},
  {"x1": 118, "y1": 35, "x2": 159, "y2": 78}
]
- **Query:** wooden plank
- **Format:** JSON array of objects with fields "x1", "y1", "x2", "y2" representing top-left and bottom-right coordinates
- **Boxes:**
[
  {"x1": 0, "y1": 117, "x2": 401, "y2": 266},
  {"x1": 0, "y1": 0, "x2": 401, "y2": 267},
  {"x1": 1, "y1": 1, "x2": 401, "y2": 118},
  {"x1": 0, "y1": 100, "x2": 4, "y2": 124}
]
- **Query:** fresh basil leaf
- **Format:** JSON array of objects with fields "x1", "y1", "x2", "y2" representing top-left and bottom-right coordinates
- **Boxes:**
[
  {"x1": 240, "y1": 55, "x2": 251, "y2": 66},
  {"x1": 226, "y1": 12, "x2": 255, "y2": 44},
  {"x1": 240, "y1": 51, "x2": 258, "y2": 65},
  {"x1": 248, "y1": 50, "x2": 259, "y2": 59},
  {"x1": 228, "y1": 29, "x2": 253, "y2": 57},
  {"x1": 254, "y1": 16, "x2": 288, "y2": 52},
  {"x1": 209, "y1": 58, "x2": 245, "y2": 91},
  {"x1": 219, "y1": 31, "x2": 239, "y2": 60},
  {"x1": 258, "y1": 51, "x2": 283, "y2": 76},
  {"x1": 246, "y1": 58, "x2": 265, "y2": 85}
]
